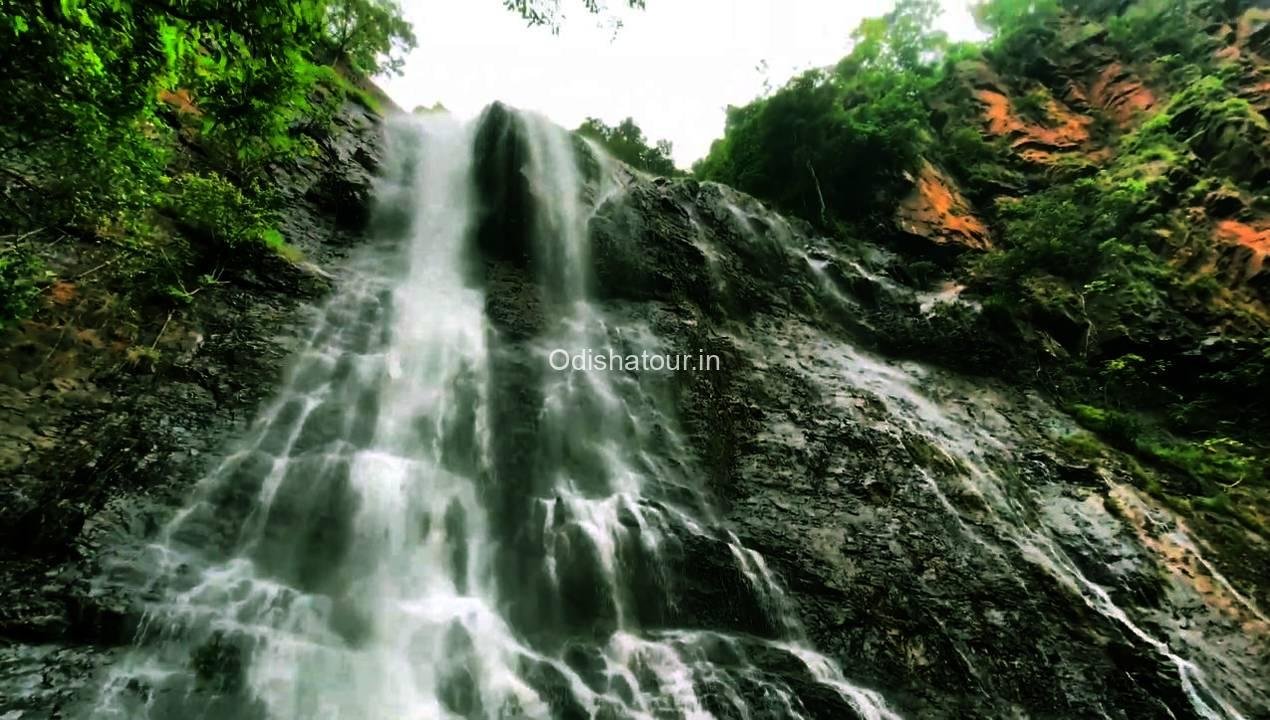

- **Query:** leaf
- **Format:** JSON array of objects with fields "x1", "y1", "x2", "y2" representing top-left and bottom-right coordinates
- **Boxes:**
[
  {"x1": 159, "y1": 23, "x2": 183, "y2": 69},
  {"x1": 259, "y1": 228, "x2": 285, "y2": 248}
]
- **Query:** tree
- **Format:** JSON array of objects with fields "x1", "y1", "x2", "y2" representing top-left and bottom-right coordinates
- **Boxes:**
[
  {"x1": 0, "y1": 0, "x2": 417, "y2": 228},
  {"x1": 576, "y1": 117, "x2": 681, "y2": 176},
  {"x1": 844, "y1": 0, "x2": 947, "y2": 73},
  {"x1": 322, "y1": 0, "x2": 417, "y2": 75},
  {"x1": 695, "y1": 0, "x2": 945, "y2": 227}
]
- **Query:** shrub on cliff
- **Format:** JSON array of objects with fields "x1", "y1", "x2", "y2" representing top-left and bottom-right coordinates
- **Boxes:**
[
  {"x1": 162, "y1": 173, "x2": 286, "y2": 258},
  {"x1": 0, "y1": 244, "x2": 42, "y2": 330}
]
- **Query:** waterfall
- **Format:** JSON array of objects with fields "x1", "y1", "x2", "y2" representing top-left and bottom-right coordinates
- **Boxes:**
[{"x1": 83, "y1": 109, "x2": 896, "y2": 719}]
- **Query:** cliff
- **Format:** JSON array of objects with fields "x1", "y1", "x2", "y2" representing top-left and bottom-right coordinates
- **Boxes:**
[{"x1": 1, "y1": 3, "x2": 1267, "y2": 718}]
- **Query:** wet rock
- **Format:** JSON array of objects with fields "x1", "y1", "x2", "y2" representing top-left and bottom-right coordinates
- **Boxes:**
[
  {"x1": 472, "y1": 101, "x2": 536, "y2": 267},
  {"x1": 582, "y1": 158, "x2": 1269, "y2": 717}
]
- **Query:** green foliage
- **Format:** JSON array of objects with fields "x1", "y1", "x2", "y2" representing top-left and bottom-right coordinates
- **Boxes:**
[
  {"x1": 976, "y1": 179, "x2": 1141, "y2": 290},
  {"x1": 1106, "y1": 0, "x2": 1219, "y2": 70},
  {"x1": 0, "y1": 0, "x2": 415, "y2": 235},
  {"x1": 972, "y1": 0, "x2": 1063, "y2": 77},
  {"x1": 1070, "y1": 403, "x2": 1145, "y2": 445},
  {"x1": 1013, "y1": 87, "x2": 1052, "y2": 126},
  {"x1": 576, "y1": 117, "x2": 681, "y2": 177},
  {"x1": 0, "y1": 243, "x2": 43, "y2": 329},
  {"x1": 320, "y1": 0, "x2": 417, "y2": 75},
  {"x1": 696, "y1": 0, "x2": 946, "y2": 227},
  {"x1": 1071, "y1": 403, "x2": 1265, "y2": 518},
  {"x1": 0, "y1": 0, "x2": 417, "y2": 326},
  {"x1": 1146, "y1": 436, "x2": 1262, "y2": 489},
  {"x1": 941, "y1": 125, "x2": 1019, "y2": 193},
  {"x1": 161, "y1": 173, "x2": 287, "y2": 257},
  {"x1": 0, "y1": 2, "x2": 173, "y2": 231},
  {"x1": 1151, "y1": 74, "x2": 1270, "y2": 183}
]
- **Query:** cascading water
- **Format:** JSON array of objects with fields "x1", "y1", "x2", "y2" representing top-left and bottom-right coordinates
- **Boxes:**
[{"x1": 83, "y1": 109, "x2": 896, "y2": 719}]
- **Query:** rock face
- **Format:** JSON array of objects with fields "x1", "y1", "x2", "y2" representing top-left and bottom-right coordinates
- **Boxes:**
[
  {"x1": 573, "y1": 165, "x2": 1269, "y2": 718},
  {"x1": 455, "y1": 108, "x2": 1268, "y2": 716},
  {"x1": 1089, "y1": 61, "x2": 1159, "y2": 125},
  {"x1": 472, "y1": 102, "x2": 536, "y2": 269},
  {"x1": 0, "y1": 97, "x2": 384, "y2": 714},
  {"x1": 886, "y1": 3, "x2": 1270, "y2": 366},
  {"x1": 894, "y1": 161, "x2": 993, "y2": 255},
  {"x1": 1213, "y1": 219, "x2": 1270, "y2": 297},
  {"x1": 3, "y1": 100, "x2": 1268, "y2": 720}
]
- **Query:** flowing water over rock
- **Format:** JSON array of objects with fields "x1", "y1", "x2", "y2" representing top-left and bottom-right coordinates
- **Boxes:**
[
  {"x1": 79, "y1": 111, "x2": 900, "y2": 719},
  {"x1": 36, "y1": 102, "x2": 1262, "y2": 720}
]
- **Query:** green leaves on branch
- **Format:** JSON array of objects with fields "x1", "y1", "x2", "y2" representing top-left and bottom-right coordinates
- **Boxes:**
[
  {"x1": 0, "y1": 0, "x2": 416, "y2": 233},
  {"x1": 321, "y1": 0, "x2": 417, "y2": 75},
  {"x1": 0, "y1": 244, "x2": 43, "y2": 329},
  {"x1": 505, "y1": 0, "x2": 646, "y2": 32}
]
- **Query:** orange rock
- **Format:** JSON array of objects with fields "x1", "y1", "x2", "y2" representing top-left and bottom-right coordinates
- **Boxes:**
[
  {"x1": 1108, "y1": 483, "x2": 1270, "y2": 638},
  {"x1": 75, "y1": 328, "x2": 105, "y2": 349},
  {"x1": 1089, "y1": 63, "x2": 1157, "y2": 126},
  {"x1": 895, "y1": 161, "x2": 992, "y2": 252},
  {"x1": 1213, "y1": 219, "x2": 1270, "y2": 292},
  {"x1": 49, "y1": 281, "x2": 76, "y2": 306},
  {"x1": 978, "y1": 88, "x2": 1018, "y2": 137},
  {"x1": 158, "y1": 88, "x2": 201, "y2": 117},
  {"x1": 976, "y1": 88, "x2": 1091, "y2": 161},
  {"x1": 1216, "y1": 219, "x2": 1270, "y2": 255}
]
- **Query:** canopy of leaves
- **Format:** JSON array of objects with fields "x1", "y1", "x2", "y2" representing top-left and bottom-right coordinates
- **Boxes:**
[
  {"x1": 576, "y1": 117, "x2": 680, "y2": 177},
  {"x1": 322, "y1": 0, "x2": 418, "y2": 75},
  {"x1": 693, "y1": 0, "x2": 948, "y2": 228}
]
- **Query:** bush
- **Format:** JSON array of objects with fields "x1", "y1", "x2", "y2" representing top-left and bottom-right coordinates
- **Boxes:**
[
  {"x1": 1106, "y1": 0, "x2": 1219, "y2": 70},
  {"x1": 0, "y1": 245, "x2": 43, "y2": 328},
  {"x1": 1070, "y1": 403, "x2": 1144, "y2": 445},
  {"x1": 1013, "y1": 87, "x2": 1052, "y2": 126},
  {"x1": 1072, "y1": 403, "x2": 1265, "y2": 501},
  {"x1": 161, "y1": 173, "x2": 287, "y2": 257}
]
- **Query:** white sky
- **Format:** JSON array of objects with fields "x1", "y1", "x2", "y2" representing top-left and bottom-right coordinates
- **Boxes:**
[{"x1": 380, "y1": 1, "x2": 987, "y2": 168}]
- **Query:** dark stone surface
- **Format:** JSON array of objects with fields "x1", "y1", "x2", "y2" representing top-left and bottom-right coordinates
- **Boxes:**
[{"x1": 576, "y1": 171, "x2": 1269, "y2": 718}]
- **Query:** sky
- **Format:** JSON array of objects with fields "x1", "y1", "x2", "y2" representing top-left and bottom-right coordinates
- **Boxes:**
[{"x1": 380, "y1": 0, "x2": 988, "y2": 168}]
